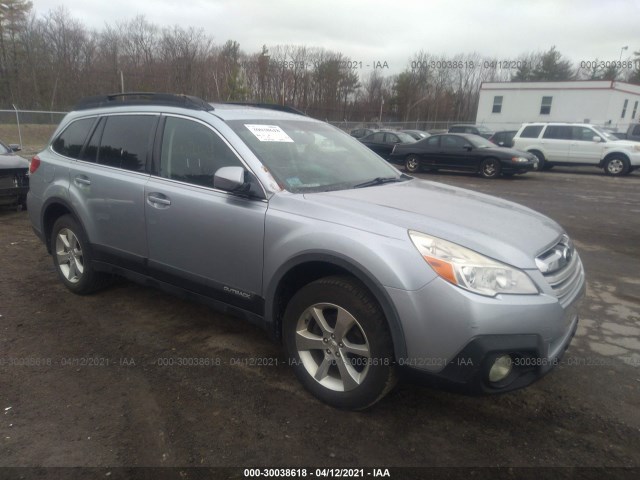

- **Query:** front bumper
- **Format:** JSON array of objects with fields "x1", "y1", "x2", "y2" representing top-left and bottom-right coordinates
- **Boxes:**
[
  {"x1": 387, "y1": 269, "x2": 585, "y2": 394},
  {"x1": 399, "y1": 314, "x2": 578, "y2": 394},
  {"x1": 501, "y1": 159, "x2": 537, "y2": 174}
]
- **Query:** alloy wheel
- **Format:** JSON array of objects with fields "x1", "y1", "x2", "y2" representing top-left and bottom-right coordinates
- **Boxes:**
[
  {"x1": 295, "y1": 303, "x2": 371, "y2": 392},
  {"x1": 55, "y1": 228, "x2": 84, "y2": 284}
]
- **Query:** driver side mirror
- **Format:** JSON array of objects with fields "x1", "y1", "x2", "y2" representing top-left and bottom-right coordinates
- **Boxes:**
[
  {"x1": 464, "y1": 145, "x2": 473, "y2": 151},
  {"x1": 592, "y1": 136, "x2": 601, "y2": 142},
  {"x1": 9, "y1": 144, "x2": 21, "y2": 152}
]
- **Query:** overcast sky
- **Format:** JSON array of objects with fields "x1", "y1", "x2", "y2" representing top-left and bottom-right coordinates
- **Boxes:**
[{"x1": 30, "y1": 0, "x2": 639, "y2": 75}]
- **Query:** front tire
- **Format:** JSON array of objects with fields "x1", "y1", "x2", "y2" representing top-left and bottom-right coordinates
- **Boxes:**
[
  {"x1": 604, "y1": 156, "x2": 630, "y2": 176},
  {"x1": 404, "y1": 155, "x2": 421, "y2": 174},
  {"x1": 283, "y1": 276, "x2": 396, "y2": 410},
  {"x1": 51, "y1": 215, "x2": 110, "y2": 294},
  {"x1": 480, "y1": 158, "x2": 501, "y2": 179}
]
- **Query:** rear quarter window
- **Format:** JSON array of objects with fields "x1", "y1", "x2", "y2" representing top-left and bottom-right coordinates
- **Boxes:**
[
  {"x1": 519, "y1": 125, "x2": 544, "y2": 138},
  {"x1": 52, "y1": 118, "x2": 95, "y2": 158}
]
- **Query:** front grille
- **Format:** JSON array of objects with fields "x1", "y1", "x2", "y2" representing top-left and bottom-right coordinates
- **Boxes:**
[{"x1": 537, "y1": 236, "x2": 584, "y2": 304}]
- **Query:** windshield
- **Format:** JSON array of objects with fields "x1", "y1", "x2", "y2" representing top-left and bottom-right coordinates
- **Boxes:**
[
  {"x1": 0, "y1": 142, "x2": 9, "y2": 155},
  {"x1": 227, "y1": 120, "x2": 404, "y2": 192},
  {"x1": 591, "y1": 127, "x2": 619, "y2": 142},
  {"x1": 467, "y1": 136, "x2": 496, "y2": 148}
]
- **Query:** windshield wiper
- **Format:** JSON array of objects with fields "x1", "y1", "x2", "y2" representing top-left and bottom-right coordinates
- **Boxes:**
[{"x1": 353, "y1": 176, "x2": 406, "y2": 189}]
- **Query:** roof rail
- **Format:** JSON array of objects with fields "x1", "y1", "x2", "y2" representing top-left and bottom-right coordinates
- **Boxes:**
[
  {"x1": 223, "y1": 102, "x2": 307, "y2": 116},
  {"x1": 74, "y1": 92, "x2": 214, "y2": 111}
]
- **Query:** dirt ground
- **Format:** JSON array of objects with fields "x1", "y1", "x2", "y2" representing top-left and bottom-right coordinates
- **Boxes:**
[{"x1": 0, "y1": 166, "x2": 639, "y2": 476}]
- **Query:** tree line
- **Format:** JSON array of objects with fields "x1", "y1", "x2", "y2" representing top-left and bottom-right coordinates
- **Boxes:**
[{"x1": 1, "y1": 1, "x2": 639, "y2": 123}]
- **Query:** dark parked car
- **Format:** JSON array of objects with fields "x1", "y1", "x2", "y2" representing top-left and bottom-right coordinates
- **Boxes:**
[
  {"x1": 349, "y1": 128, "x2": 377, "y2": 139},
  {"x1": 388, "y1": 133, "x2": 537, "y2": 178},
  {"x1": 359, "y1": 130, "x2": 416, "y2": 159},
  {"x1": 0, "y1": 140, "x2": 29, "y2": 208},
  {"x1": 489, "y1": 130, "x2": 517, "y2": 148},
  {"x1": 400, "y1": 129, "x2": 430, "y2": 141},
  {"x1": 448, "y1": 124, "x2": 494, "y2": 139}
]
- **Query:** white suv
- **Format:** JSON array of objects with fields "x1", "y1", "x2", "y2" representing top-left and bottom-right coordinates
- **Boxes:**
[{"x1": 512, "y1": 123, "x2": 640, "y2": 176}]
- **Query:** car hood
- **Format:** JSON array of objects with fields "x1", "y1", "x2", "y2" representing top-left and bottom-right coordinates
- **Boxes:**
[
  {"x1": 296, "y1": 179, "x2": 563, "y2": 268},
  {"x1": 0, "y1": 153, "x2": 29, "y2": 169}
]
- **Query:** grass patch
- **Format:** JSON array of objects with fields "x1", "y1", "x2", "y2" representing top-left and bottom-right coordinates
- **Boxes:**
[{"x1": 0, "y1": 123, "x2": 58, "y2": 157}]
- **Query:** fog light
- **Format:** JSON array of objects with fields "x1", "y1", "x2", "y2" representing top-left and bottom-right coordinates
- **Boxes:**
[{"x1": 489, "y1": 355, "x2": 513, "y2": 383}]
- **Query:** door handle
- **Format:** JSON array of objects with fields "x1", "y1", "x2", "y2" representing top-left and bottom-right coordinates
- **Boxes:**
[
  {"x1": 147, "y1": 193, "x2": 171, "y2": 207},
  {"x1": 74, "y1": 175, "x2": 91, "y2": 186}
]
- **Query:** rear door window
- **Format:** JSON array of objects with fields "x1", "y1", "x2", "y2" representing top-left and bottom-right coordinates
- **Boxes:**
[
  {"x1": 425, "y1": 136, "x2": 440, "y2": 147},
  {"x1": 384, "y1": 133, "x2": 399, "y2": 144},
  {"x1": 543, "y1": 126, "x2": 572, "y2": 140},
  {"x1": 441, "y1": 135, "x2": 468, "y2": 148},
  {"x1": 97, "y1": 115, "x2": 157, "y2": 172},
  {"x1": 370, "y1": 132, "x2": 385, "y2": 143}
]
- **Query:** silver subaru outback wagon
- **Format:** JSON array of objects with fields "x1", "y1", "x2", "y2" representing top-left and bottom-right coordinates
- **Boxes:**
[{"x1": 27, "y1": 93, "x2": 585, "y2": 410}]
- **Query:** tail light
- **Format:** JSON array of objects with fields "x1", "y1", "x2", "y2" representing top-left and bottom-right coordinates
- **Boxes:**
[{"x1": 29, "y1": 155, "x2": 41, "y2": 174}]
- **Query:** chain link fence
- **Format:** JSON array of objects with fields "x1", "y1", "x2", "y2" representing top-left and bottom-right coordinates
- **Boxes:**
[{"x1": 0, "y1": 109, "x2": 68, "y2": 157}]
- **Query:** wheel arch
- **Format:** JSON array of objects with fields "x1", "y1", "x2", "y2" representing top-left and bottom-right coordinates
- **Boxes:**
[
  {"x1": 527, "y1": 148, "x2": 545, "y2": 159},
  {"x1": 601, "y1": 151, "x2": 630, "y2": 165},
  {"x1": 41, "y1": 197, "x2": 80, "y2": 254},
  {"x1": 265, "y1": 252, "x2": 407, "y2": 360}
]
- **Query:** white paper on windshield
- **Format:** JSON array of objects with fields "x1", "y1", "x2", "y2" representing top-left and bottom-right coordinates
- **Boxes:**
[{"x1": 245, "y1": 124, "x2": 294, "y2": 142}]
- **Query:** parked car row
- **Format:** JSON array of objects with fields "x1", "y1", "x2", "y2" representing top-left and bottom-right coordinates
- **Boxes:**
[{"x1": 353, "y1": 121, "x2": 639, "y2": 178}]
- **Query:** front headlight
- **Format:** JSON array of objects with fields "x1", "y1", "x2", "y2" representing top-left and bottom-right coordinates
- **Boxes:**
[
  {"x1": 408, "y1": 231, "x2": 538, "y2": 297},
  {"x1": 633, "y1": 145, "x2": 640, "y2": 152},
  {"x1": 511, "y1": 156, "x2": 529, "y2": 163}
]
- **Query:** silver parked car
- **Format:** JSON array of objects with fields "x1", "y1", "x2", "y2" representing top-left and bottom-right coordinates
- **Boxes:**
[{"x1": 28, "y1": 93, "x2": 585, "y2": 409}]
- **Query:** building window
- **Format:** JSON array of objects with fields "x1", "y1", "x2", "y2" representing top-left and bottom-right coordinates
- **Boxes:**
[
  {"x1": 492, "y1": 96, "x2": 503, "y2": 114},
  {"x1": 540, "y1": 96, "x2": 552, "y2": 115},
  {"x1": 631, "y1": 101, "x2": 638, "y2": 120},
  {"x1": 621, "y1": 99, "x2": 629, "y2": 119}
]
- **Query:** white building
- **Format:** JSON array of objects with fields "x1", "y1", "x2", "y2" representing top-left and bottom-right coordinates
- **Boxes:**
[{"x1": 475, "y1": 80, "x2": 640, "y2": 132}]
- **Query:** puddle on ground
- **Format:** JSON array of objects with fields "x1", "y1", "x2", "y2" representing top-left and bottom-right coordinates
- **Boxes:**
[{"x1": 577, "y1": 280, "x2": 640, "y2": 366}]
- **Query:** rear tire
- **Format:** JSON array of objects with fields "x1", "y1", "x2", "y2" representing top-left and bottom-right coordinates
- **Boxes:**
[
  {"x1": 283, "y1": 275, "x2": 397, "y2": 410},
  {"x1": 51, "y1": 215, "x2": 110, "y2": 294}
]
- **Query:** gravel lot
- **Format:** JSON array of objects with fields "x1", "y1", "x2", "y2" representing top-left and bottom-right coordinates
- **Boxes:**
[{"x1": 1, "y1": 166, "x2": 639, "y2": 475}]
